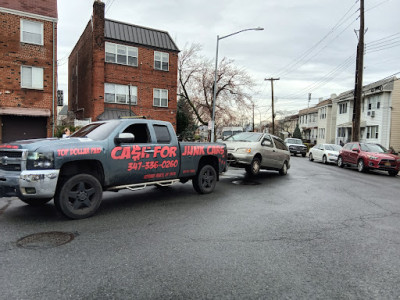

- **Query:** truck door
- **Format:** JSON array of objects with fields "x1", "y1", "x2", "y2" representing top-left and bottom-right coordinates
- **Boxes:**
[
  {"x1": 151, "y1": 124, "x2": 180, "y2": 181},
  {"x1": 109, "y1": 122, "x2": 158, "y2": 185}
]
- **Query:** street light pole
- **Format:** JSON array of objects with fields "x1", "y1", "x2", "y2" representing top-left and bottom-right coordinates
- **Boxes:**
[{"x1": 210, "y1": 27, "x2": 264, "y2": 142}]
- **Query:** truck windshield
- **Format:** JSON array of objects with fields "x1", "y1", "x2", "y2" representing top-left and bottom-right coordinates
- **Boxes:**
[
  {"x1": 286, "y1": 139, "x2": 302, "y2": 144},
  {"x1": 71, "y1": 120, "x2": 120, "y2": 140}
]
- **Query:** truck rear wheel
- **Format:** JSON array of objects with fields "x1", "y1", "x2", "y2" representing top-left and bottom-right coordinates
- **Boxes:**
[
  {"x1": 192, "y1": 164, "x2": 217, "y2": 194},
  {"x1": 55, "y1": 174, "x2": 103, "y2": 219}
]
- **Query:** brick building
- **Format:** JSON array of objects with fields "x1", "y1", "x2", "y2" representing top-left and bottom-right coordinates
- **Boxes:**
[
  {"x1": 68, "y1": 0, "x2": 180, "y2": 127},
  {"x1": 0, "y1": 0, "x2": 57, "y2": 143}
]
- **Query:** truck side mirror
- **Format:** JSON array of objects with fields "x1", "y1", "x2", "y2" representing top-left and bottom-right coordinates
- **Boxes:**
[{"x1": 115, "y1": 133, "x2": 135, "y2": 144}]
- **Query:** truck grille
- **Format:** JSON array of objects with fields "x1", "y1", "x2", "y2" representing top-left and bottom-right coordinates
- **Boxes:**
[{"x1": 0, "y1": 150, "x2": 25, "y2": 172}]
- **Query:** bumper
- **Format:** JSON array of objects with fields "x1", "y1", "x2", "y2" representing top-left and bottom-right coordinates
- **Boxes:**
[
  {"x1": 367, "y1": 161, "x2": 399, "y2": 172},
  {"x1": 227, "y1": 152, "x2": 253, "y2": 167},
  {"x1": 0, "y1": 169, "x2": 59, "y2": 198}
]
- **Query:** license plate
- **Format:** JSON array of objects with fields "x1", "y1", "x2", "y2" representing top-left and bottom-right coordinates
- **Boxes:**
[{"x1": 385, "y1": 162, "x2": 391, "y2": 166}]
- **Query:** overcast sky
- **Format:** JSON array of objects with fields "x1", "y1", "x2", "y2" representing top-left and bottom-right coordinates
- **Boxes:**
[{"x1": 57, "y1": 0, "x2": 400, "y2": 119}]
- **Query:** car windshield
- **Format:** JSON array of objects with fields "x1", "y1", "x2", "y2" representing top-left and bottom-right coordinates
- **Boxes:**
[
  {"x1": 360, "y1": 143, "x2": 387, "y2": 153},
  {"x1": 286, "y1": 138, "x2": 302, "y2": 144},
  {"x1": 226, "y1": 132, "x2": 263, "y2": 142},
  {"x1": 71, "y1": 120, "x2": 120, "y2": 140},
  {"x1": 325, "y1": 144, "x2": 342, "y2": 151}
]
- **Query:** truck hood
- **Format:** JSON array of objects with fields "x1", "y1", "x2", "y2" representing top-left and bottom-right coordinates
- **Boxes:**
[{"x1": 0, "y1": 137, "x2": 95, "y2": 152}]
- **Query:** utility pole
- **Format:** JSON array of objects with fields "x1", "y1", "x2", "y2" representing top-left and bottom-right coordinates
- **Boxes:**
[
  {"x1": 252, "y1": 103, "x2": 255, "y2": 132},
  {"x1": 265, "y1": 77, "x2": 280, "y2": 135},
  {"x1": 352, "y1": 0, "x2": 365, "y2": 142}
]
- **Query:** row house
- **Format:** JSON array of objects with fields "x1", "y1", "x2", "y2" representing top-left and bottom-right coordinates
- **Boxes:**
[
  {"x1": 0, "y1": 0, "x2": 57, "y2": 143},
  {"x1": 316, "y1": 97, "x2": 336, "y2": 145},
  {"x1": 68, "y1": 1, "x2": 180, "y2": 127},
  {"x1": 289, "y1": 76, "x2": 400, "y2": 151},
  {"x1": 298, "y1": 106, "x2": 318, "y2": 143},
  {"x1": 334, "y1": 76, "x2": 400, "y2": 150}
]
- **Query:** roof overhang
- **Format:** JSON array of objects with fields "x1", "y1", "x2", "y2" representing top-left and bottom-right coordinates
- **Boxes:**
[{"x1": 0, "y1": 107, "x2": 50, "y2": 117}]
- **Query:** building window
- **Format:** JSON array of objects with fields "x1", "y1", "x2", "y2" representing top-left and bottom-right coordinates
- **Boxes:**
[
  {"x1": 337, "y1": 127, "x2": 346, "y2": 138},
  {"x1": 105, "y1": 83, "x2": 137, "y2": 105},
  {"x1": 339, "y1": 102, "x2": 348, "y2": 114},
  {"x1": 105, "y1": 42, "x2": 138, "y2": 67},
  {"x1": 366, "y1": 126, "x2": 378, "y2": 139},
  {"x1": 154, "y1": 51, "x2": 169, "y2": 71},
  {"x1": 367, "y1": 97, "x2": 380, "y2": 110},
  {"x1": 21, "y1": 66, "x2": 43, "y2": 89},
  {"x1": 153, "y1": 89, "x2": 168, "y2": 107},
  {"x1": 20, "y1": 19, "x2": 43, "y2": 45}
]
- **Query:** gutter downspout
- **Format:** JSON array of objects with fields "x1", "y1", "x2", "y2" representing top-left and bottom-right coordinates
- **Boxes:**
[{"x1": 52, "y1": 20, "x2": 56, "y2": 136}]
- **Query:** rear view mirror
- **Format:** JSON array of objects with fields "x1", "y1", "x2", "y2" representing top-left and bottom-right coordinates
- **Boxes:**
[
  {"x1": 351, "y1": 148, "x2": 359, "y2": 153},
  {"x1": 115, "y1": 133, "x2": 135, "y2": 144}
]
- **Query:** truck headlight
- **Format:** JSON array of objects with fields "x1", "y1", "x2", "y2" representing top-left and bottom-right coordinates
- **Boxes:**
[{"x1": 27, "y1": 152, "x2": 55, "y2": 170}]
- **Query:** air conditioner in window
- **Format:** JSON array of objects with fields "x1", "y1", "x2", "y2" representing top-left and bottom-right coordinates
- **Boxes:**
[{"x1": 371, "y1": 110, "x2": 375, "y2": 117}]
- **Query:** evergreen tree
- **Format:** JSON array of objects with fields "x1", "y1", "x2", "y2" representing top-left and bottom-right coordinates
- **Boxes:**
[{"x1": 293, "y1": 123, "x2": 302, "y2": 139}]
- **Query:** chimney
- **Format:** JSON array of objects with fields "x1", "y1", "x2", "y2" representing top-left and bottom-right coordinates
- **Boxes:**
[{"x1": 92, "y1": 0, "x2": 105, "y2": 49}]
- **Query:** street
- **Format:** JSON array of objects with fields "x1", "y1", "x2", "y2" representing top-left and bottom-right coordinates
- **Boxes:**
[{"x1": 1, "y1": 156, "x2": 399, "y2": 299}]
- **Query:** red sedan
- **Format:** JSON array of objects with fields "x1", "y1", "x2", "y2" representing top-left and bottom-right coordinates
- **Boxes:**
[{"x1": 337, "y1": 142, "x2": 400, "y2": 176}]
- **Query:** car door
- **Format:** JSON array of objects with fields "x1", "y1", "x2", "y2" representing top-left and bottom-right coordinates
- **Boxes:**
[
  {"x1": 272, "y1": 137, "x2": 289, "y2": 168},
  {"x1": 259, "y1": 134, "x2": 279, "y2": 168},
  {"x1": 313, "y1": 144, "x2": 322, "y2": 161},
  {"x1": 348, "y1": 143, "x2": 360, "y2": 165}
]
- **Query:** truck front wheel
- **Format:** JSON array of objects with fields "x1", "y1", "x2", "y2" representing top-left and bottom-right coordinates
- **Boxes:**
[
  {"x1": 55, "y1": 174, "x2": 103, "y2": 219},
  {"x1": 192, "y1": 164, "x2": 217, "y2": 194}
]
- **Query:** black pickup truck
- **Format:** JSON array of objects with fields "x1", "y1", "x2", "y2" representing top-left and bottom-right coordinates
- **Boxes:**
[{"x1": 0, "y1": 119, "x2": 227, "y2": 219}]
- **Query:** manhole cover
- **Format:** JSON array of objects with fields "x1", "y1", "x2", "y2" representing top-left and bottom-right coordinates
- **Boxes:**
[
  {"x1": 232, "y1": 180, "x2": 260, "y2": 185},
  {"x1": 16, "y1": 231, "x2": 75, "y2": 249}
]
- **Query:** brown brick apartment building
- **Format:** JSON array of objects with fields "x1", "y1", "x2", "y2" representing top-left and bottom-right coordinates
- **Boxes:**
[
  {"x1": 68, "y1": 1, "x2": 180, "y2": 126},
  {"x1": 0, "y1": 0, "x2": 57, "y2": 143}
]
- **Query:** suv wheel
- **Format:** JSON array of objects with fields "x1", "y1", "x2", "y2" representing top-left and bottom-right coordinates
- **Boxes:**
[
  {"x1": 337, "y1": 156, "x2": 344, "y2": 168},
  {"x1": 357, "y1": 159, "x2": 367, "y2": 173},
  {"x1": 388, "y1": 170, "x2": 398, "y2": 177}
]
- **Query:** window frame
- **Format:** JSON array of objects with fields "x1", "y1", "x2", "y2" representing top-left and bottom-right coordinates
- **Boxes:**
[
  {"x1": 153, "y1": 88, "x2": 168, "y2": 107},
  {"x1": 105, "y1": 42, "x2": 138, "y2": 67},
  {"x1": 21, "y1": 66, "x2": 44, "y2": 90},
  {"x1": 20, "y1": 19, "x2": 44, "y2": 45},
  {"x1": 366, "y1": 126, "x2": 379, "y2": 139},
  {"x1": 154, "y1": 51, "x2": 169, "y2": 71},
  {"x1": 104, "y1": 83, "x2": 137, "y2": 105}
]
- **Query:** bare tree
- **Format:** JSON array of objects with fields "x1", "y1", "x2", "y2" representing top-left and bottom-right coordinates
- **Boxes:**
[{"x1": 178, "y1": 43, "x2": 255, "y2": 133}]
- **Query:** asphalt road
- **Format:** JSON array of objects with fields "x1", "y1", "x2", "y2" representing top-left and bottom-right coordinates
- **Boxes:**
[{"x1": 1, "y1": 156, "x2": 399, "y2": 299}]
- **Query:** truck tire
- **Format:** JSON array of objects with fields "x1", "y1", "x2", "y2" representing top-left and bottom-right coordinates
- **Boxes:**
[
  {"x1": 245, "y1": 157, "x2": 261, "y2": 176},
  {"x1": 54, "y1": 174, "x2": 103, "y2": 219},
  {"x1": 192, "y1": 164, "x2": 217, "y2": 194}
]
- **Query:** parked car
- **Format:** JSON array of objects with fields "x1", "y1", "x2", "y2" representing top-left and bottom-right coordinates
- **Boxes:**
[
  {"x1": 337, "y1": 142, "x2": 400, "y2": 176},
  {"x1": 224, "y1": 132, "x2": 290, "y2": 176},
  {"x1": 284, "y1": 138, "x2": 307, "y2": 157},
  {"x1": 309, "y1": 144, "x2": 342, "y2": 164}
]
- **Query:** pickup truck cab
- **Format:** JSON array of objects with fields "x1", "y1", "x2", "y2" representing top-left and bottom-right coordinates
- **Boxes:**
[{"x1": 0, "y1": 119, "x2": 227, "y2": 219}]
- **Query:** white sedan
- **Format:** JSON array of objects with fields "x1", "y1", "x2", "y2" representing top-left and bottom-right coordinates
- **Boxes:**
[{"x1": 309, "y1": 144, "x2": 342, "y2": 164}]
